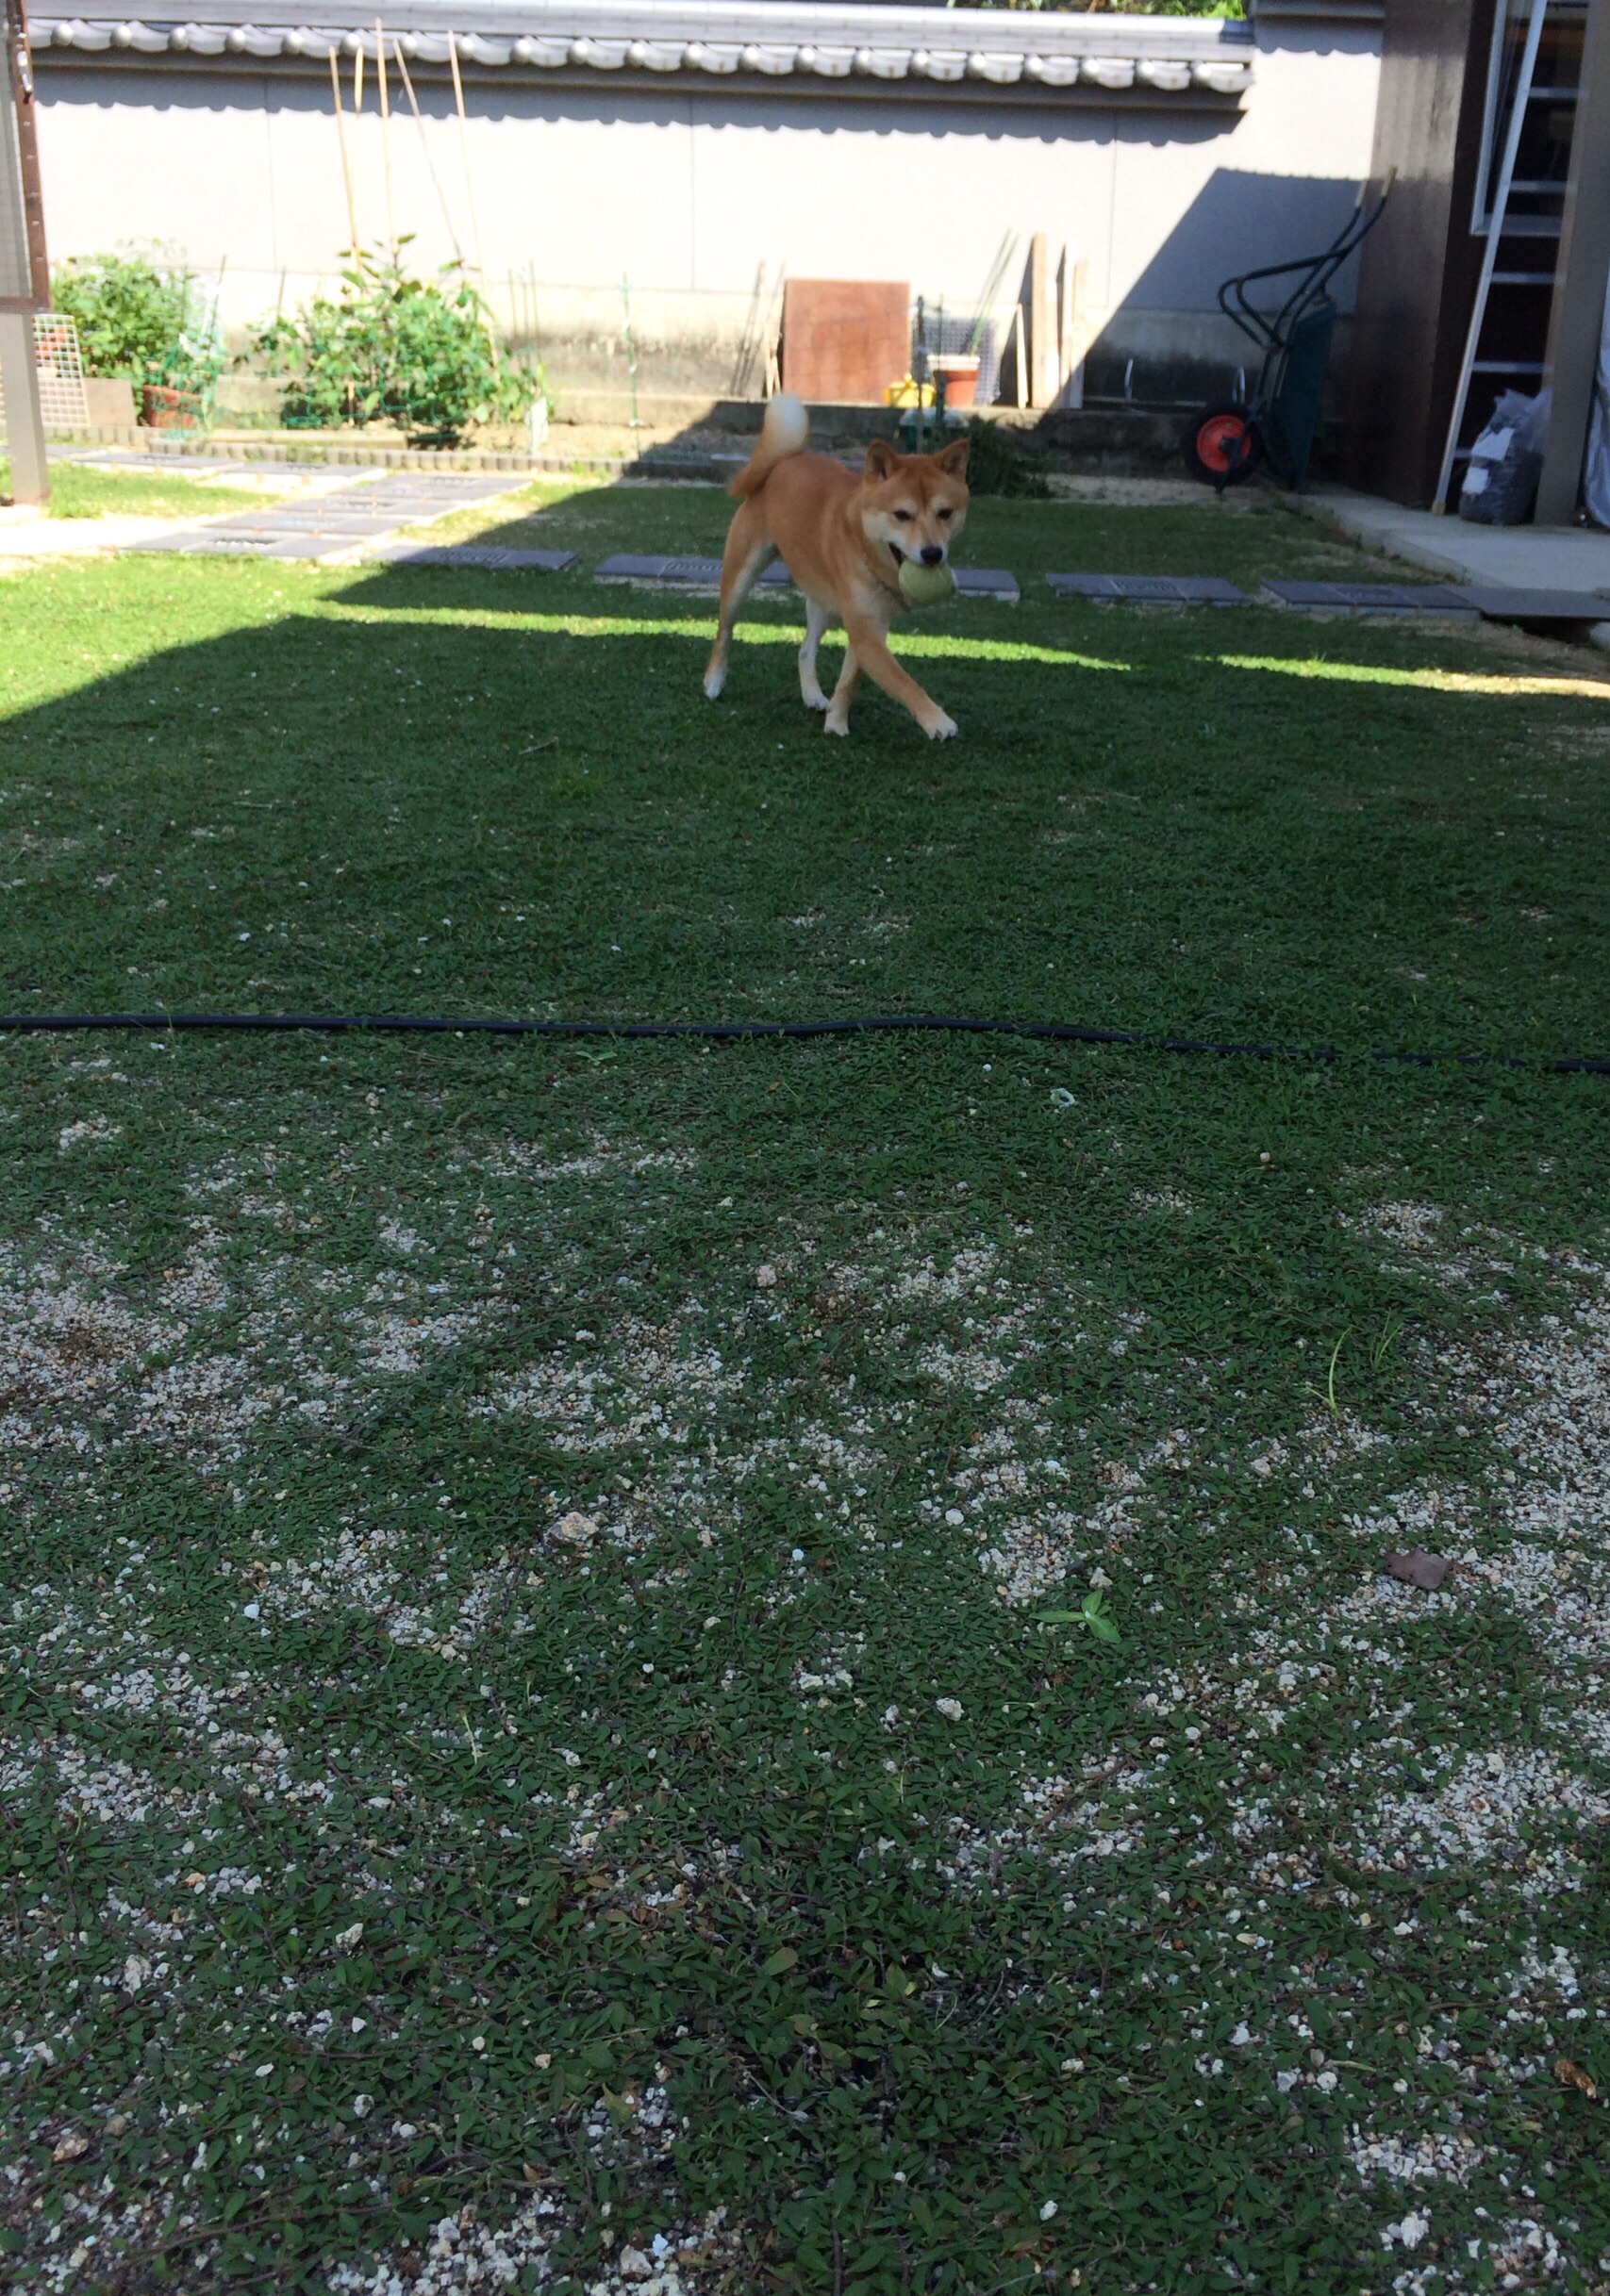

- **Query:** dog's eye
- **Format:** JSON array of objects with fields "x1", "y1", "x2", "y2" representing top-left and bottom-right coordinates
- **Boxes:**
[
  {"x1": 937, "y1": 505, "x2": 954, "y2": 521},
  {"x1": 893, "y1": 508, "x2": 914, "y2": 522}
]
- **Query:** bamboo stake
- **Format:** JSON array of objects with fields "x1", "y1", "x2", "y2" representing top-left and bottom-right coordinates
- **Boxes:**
[
  {"x1": 353, "y1": 40, "x2": 363, "y2": 111},
  {"x1": 329, "y1": 46, "x2": 360, "y2": 258},
  {"x1": 375, "y1": 17, "x2": 395, "y2": 259},
  {"x1": 392, "y1": 36, "x2": 462, "y2": 261},
  {"x1": 446, "y1": 33, "x2": 487, "y2": 277}
]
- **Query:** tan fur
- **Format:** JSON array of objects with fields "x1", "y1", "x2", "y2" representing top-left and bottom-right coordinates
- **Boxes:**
[{"x1": 703, "y1": 393, "x2": 971, "y2": 740}]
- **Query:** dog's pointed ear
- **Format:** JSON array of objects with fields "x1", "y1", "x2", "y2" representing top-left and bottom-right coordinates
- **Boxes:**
[
  {"x1": 864, "y1": 438, "x2": 899, "y2": 482},
  {"x1": 936, "y1": 437, "x2": 971, "y2": 480}
]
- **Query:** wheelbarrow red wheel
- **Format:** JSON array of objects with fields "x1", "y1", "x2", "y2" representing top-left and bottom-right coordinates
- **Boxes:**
[{"x1": 1182, "y1": 404, "x2": 1261, "y2": 486}]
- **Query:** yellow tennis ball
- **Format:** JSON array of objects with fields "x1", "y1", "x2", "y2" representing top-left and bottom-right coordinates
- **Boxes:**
[{"x1": 898, "y1": 558, "x2": 956, "y2": 606}]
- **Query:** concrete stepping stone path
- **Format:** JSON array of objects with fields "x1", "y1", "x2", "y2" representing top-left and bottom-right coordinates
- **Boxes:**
[
  {"x1": 373, "y1": 543, "x2": 578, "y2": 571},
  {"x1": 127, "y1": 471, "x2": 530, "y2": 563},
  {"x1": 1454, "y1": 585, "x2": 1610, "y2": 624},
  {"x1": 594, "y1": 553, "x2": 1019, "y2": 600},
  {"x1": 1046, "y1": 572, "x2": 1248, "y2": 605},
  {"x1": 1263, "y1": 579, "x2": 1478, "y2": 616}
]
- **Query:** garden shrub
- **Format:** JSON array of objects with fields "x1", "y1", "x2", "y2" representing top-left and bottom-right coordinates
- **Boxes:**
[
  {"x1": 52, "y1": 249, "x2": 224, "y2": 401},
  {"x1": 962, "y1": 415, "x2": 1053, "y2": 498},
  {"x1": 250, "y1": 252, "x2": 539, "y2": 448}
]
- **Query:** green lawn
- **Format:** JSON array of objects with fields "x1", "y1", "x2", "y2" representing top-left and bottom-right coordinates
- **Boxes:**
[
  {"x1": 2, "y1": 458, "x2": 286, "y2": 520},
  {"x1": 1, "y1": 484, "x2": 1607, "y2": 2296}
]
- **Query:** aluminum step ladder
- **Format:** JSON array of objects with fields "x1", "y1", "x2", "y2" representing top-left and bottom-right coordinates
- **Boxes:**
[{"x1": 1434, "y1": 0, "x2": 1564, "y2": 510}]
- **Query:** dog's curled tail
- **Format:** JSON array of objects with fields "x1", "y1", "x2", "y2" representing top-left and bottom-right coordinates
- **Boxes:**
[{"x1": 727, "y1": 392, "x2": 809, "y2": 499}]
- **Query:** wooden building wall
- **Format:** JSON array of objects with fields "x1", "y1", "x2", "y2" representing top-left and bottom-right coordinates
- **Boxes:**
[{"x1": 1344, "y1": 0, "x2": 1498, "y2": 505}]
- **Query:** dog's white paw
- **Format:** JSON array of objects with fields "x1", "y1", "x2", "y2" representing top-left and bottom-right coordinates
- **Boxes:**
[
  {"x1": 703, "y1": 668, "x2": 726, "y2": 701},
  {"x1": 924, "y1": 711, "x2": 958, "y2": 741},
  {"x1": 822, "y1": 712, "x2": 851, "y2": 738},
  {"x1": 801, "y1": 689, "x2": 831, "y2": 713}
]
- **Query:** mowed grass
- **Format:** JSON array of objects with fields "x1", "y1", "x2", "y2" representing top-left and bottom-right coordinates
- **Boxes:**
[{"x1": 1, "y1": 484, "x2": 1608, "y2": 2296}]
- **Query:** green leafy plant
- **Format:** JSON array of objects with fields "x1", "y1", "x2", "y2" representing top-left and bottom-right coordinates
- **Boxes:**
[
  {"x1": 250, "y1": 250, "x2": 538, "y2": 449},
  {"x1": 962, "y1": 414, "x2": 1053, "y2": 499},
  {"x1": 1035, "y1": 1590, "x2": 1121, "y2": 1644},
  {"x1": 51, "y1": 249, "x2": 219, "y2": 394}
]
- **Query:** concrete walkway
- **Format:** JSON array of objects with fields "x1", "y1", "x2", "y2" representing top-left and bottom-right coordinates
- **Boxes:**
[
  {"x1": 0, "y1": 504, "x2": 181, "y2": 562},
  {"x1": 1307, "y1": 489, "x2": 1610, "y2": 644}
]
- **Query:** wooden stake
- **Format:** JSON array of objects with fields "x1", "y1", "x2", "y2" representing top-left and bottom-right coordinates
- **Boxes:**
[
  {"x1": 329, "y1": 46, "x2": 360, "y2": 259},
  {"x1": 392, "y1": 36, "x2": 462, "y2": 261},
  {"x1": 446, "y1": 33, "x2": 486, "y2": 277},
  {"x1": 374, "y1": 17, "x2": 395, "y2": 259}
]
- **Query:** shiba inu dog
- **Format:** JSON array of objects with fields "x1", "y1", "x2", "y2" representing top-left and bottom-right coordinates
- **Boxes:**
[{"x1": 703, "y1": 393, "x2": 971, "y2": 740}]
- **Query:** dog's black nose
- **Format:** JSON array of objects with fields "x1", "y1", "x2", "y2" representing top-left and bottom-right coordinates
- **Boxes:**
[{"x1": 921, "y1": 545, "x2": 944, "y2": 567}]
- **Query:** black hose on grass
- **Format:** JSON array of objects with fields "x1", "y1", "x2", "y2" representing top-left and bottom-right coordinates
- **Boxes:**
[{"x1": 0, "y1": 1010, "x2": 1606, "y2": 1074}]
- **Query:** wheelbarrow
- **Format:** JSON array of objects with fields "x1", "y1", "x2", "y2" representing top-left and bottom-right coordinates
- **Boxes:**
[{"x1": 1182, "y1": 177, "x2": 1392, "y2": 491}]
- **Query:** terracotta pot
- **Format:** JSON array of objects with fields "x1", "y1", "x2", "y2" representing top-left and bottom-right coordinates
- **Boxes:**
[
  {"x1": 932, "y1": 355, "x2": 980, "y2": 409},
  {"x1": 142, "y1": 385, "x2": 206, "y2": 431}
]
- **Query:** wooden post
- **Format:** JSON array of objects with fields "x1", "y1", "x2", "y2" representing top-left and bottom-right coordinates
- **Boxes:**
[
  {"x1": 447, "y1": 34, "x2": 487, "y2": 278},
  {"x1": 1005, "y1": 304, "x2": 1027, "y2": 409},
  {"x1": 4, "y1": 0, "x2": 47, "y2": 301},
  {"x1": 329, "y1": 46, "x2": 360, "y2": 258},
  {"x1": 1535, "y1": 0, "x2": 1610, "y2": 522},
  {"x1": 2, "y1": 0, "x2": 49, "y2": 503},
  {"x1": 1056, "y1": 247, "x2": 1088, "y2": 412},
  {"x1": 374, "y1": 18, "x2": 395, "y2": 259},
  {"x1": 1028, "y1": 230, "x2": 1058, "y2": 407}
]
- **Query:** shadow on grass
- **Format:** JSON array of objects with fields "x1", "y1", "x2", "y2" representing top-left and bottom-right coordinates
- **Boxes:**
[{"x1": 1, "y1": 537, "x2": 1608, "y2": 1066}]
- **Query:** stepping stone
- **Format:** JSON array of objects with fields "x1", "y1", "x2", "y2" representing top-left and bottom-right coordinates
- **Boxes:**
[
  {"x1": 130, "y1": 531, "x2": 353, "y2": 559},
  {"x1": 205, "y1": 513, "x2": 403, "y2": 537},
  {"x1": 373, "y1": 544, "x2": 578, "y2": 571},
  {"x1": 954, "y1": 567, "x2": 1019, "y2": 602},
  {"x1": 596, "y1": 553, "x2": 726, "y2": 586},
  {"x1": 119, "y1": 469, "x2": 536, "y2": 565},
  {"x1": 593, "y1": 554, "x2": 789, "y2": 587},
  {"x1": 1263, "y1": 580, "x2": 1478, "y2": 616},
  {"x1": 593, "y1": 554, "x2": 1017, "y2": 600},
  {"x1": 1047, "y1": 572, "x2": 1248, "y2": 605},
  {"x1": 1452, "y1": 586, "x2": 1610, "y2": 624}
]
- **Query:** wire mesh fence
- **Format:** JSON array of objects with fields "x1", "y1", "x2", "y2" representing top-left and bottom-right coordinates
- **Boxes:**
[{"x1": 0, "y1": 310, "x2": 90, "y2": 436}]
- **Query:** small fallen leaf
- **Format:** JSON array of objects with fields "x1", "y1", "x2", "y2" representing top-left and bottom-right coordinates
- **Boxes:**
[
  {"x1": 51, "y1": 2132, "x2": 89, "y2": 2164},
  {"x1": 549, "y1": 1512, "x2": 597, "y2": 1548},
  {"x1": 120, "y1": 1955, "x2": 152, "y2": 1995},
  {"x1": 1386, "y1": 1549, "x2": 1452, "y2": 1591},
  {"x1": 755, "y1": 1264, "x2": 779, "y2": 1289},
  {"x1": 334, "y1": 1921, "x2": 364, "y2": 1953},
  {"x1": 1555, "y1": 2056, "x2": 1600, "y2": 2101},
  {"x1": 760, "y1": 1945, "x2": 799, "y2": 1977}
]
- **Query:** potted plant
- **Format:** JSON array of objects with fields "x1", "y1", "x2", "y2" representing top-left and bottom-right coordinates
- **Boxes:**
[{"x1": 53, "y1": 250, "x2": 223, "y2": 427}]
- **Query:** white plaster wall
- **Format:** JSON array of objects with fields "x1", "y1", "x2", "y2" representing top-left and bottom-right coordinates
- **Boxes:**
[{"x1": 32, "y1": 24, "x2": 1379, "y2": 381}]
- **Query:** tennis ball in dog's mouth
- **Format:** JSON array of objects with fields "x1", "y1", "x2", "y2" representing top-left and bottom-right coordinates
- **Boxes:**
[{"x1": 897, "y1": 557, "x2": 956, "y2": 606}]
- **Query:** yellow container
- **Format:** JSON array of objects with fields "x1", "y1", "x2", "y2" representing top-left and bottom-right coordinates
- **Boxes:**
[{"x1": 883, "y1": 373, "x2": 936, "y2": 408}]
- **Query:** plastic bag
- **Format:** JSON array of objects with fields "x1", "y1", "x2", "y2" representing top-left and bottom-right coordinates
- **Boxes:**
[{"x1": 1459, "y1": 387, "x2": 1551, "y2": 524}]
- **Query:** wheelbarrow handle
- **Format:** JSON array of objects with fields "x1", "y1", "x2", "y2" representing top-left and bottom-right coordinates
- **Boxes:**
[{"x1": 1218, "y1": 183, "x2": 1393, "y2": 352}]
